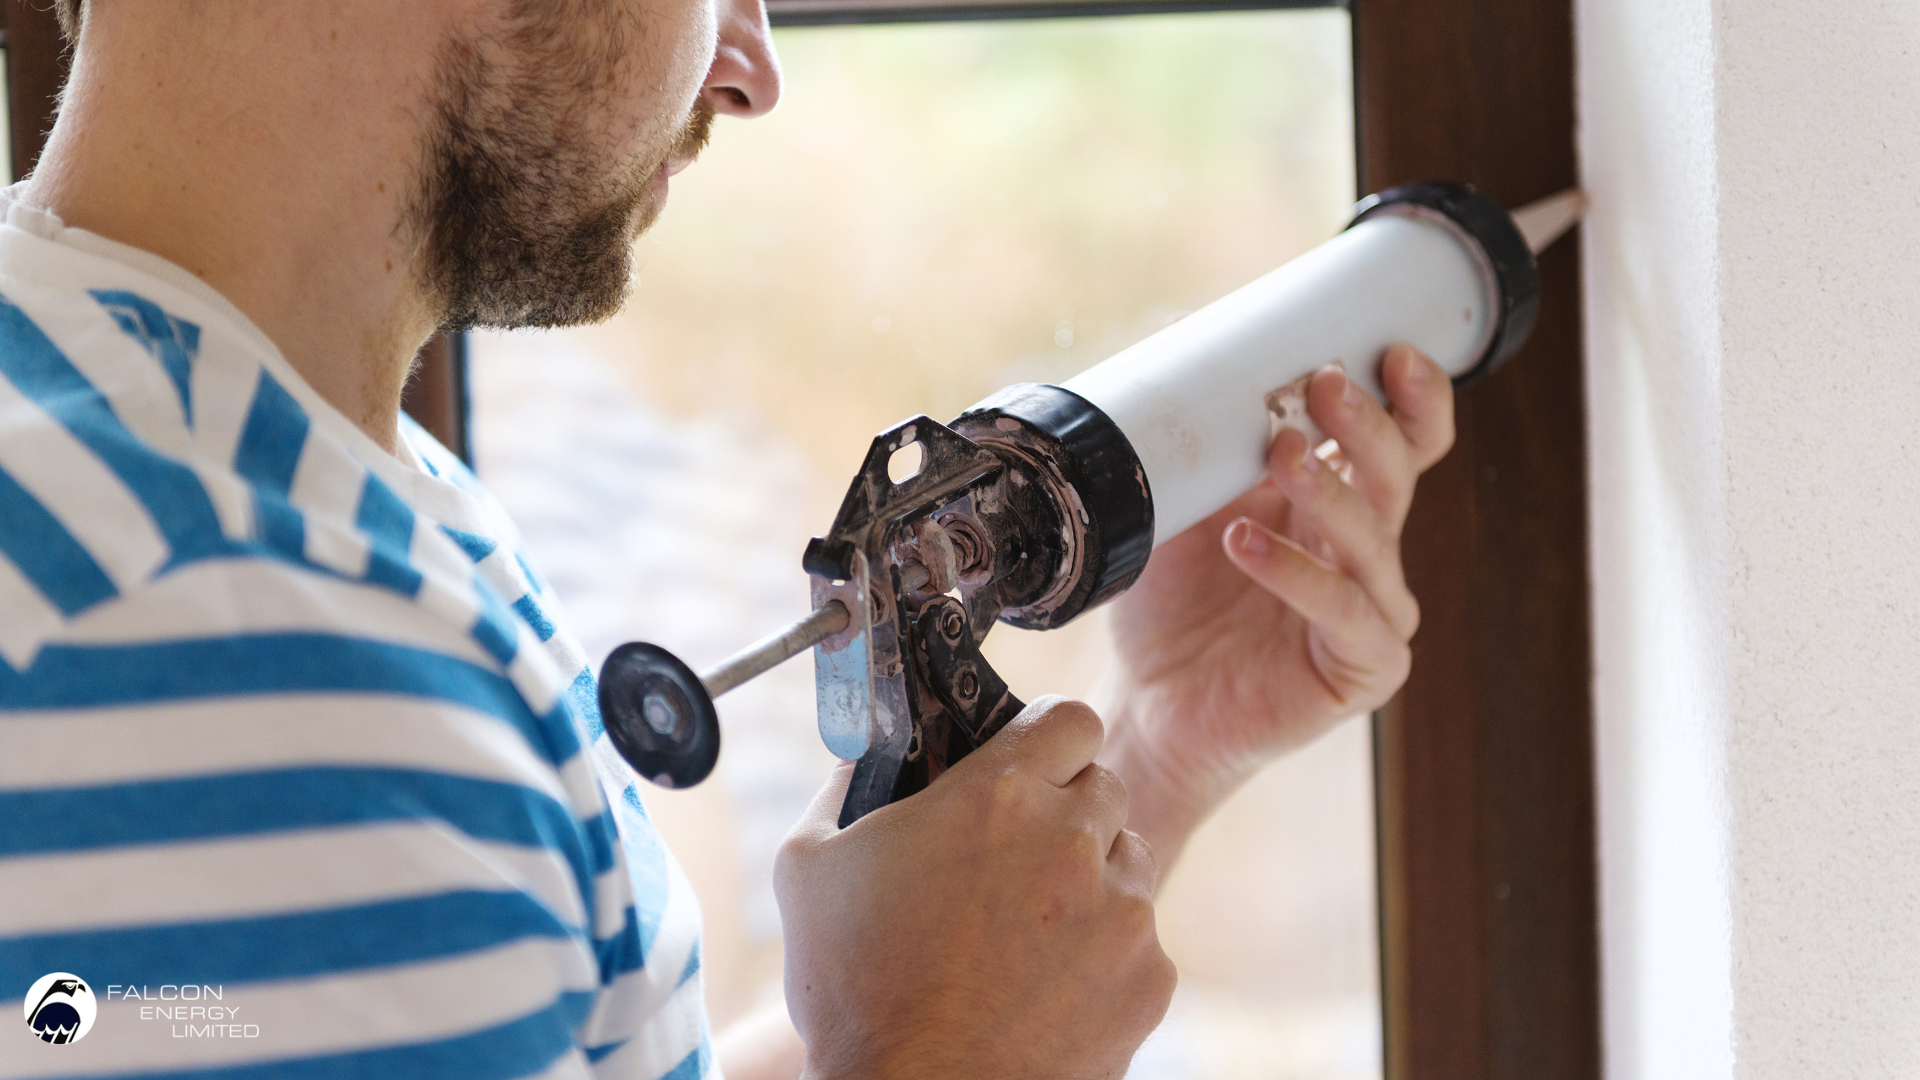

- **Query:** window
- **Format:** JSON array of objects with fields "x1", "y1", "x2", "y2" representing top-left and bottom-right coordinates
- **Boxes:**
[{"x1": 471, "y1": 10, "x2": 1381, "y2": 1077}]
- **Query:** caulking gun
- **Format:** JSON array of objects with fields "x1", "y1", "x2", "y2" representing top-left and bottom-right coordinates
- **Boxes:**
[{"x1": 597, "y1": 180, "x2": 1586, "y2": 827}]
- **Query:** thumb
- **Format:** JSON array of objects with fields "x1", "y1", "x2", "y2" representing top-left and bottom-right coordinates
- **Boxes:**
[{"x1": 790, "y1": 760, "x2": 857, "y2": 845}]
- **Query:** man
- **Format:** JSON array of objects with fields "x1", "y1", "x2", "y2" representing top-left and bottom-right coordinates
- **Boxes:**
[{"x1": 0, "y1": 1, "x2": 1454, "y2": 1078}]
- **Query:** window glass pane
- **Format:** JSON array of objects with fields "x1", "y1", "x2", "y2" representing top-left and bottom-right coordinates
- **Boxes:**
[{"x1": 471, "y1": 10, "x2": 1376, "y2": 1077}]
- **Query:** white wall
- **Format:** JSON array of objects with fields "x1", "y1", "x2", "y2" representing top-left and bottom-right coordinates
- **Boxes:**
[{"x1": 1579, "y1": 1, "x2": 1920, "y2": 1076}]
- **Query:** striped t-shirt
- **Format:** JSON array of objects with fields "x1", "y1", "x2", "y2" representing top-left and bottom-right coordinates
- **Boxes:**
[{"x1": 0, "y1": 196, "x2": 712, "y2": 1079}]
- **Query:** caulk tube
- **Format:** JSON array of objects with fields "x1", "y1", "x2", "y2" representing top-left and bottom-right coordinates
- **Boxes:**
[{"x1": 1062, "y1": 181, "x2": 1538, "y2": 546}]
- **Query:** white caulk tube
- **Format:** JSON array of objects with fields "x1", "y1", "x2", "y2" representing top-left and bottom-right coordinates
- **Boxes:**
[
  {"x1": 600, "y1": 182, "x2": 1586, "y2": 794},
  {"x1": 1061, "y1": 181, "x2": 1573, "y2": 546}
]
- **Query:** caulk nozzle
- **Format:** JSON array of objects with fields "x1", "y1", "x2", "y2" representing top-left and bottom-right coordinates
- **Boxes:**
[{"x1": 1511, "y1": 188, "x2": 1588, "y2": 255}]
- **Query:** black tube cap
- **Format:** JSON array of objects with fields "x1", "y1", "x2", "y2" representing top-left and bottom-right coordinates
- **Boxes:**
[
  {"x1": 598, "y1": 642, "x2": 721, "y2": 790},
  {"x1": 954, "y1": 383, "x2": 1153, "y2": 628},
  {"x1": 1348, "y1": 180, "x2": 1539, "y2": 388}
]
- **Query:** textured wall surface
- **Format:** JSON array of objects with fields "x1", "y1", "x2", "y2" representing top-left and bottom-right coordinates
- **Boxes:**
[{"x1": 1579, "y1": 0, "x2": 1920, "y2": 1076}]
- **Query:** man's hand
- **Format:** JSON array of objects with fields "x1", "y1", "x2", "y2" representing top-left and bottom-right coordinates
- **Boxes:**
[
  {"x1": 776, "y1": 697, "x2": 1176, "y2": 1080},
  {"x1": 1097, "y1": 344, "x2": 1456, "y2": 867}
]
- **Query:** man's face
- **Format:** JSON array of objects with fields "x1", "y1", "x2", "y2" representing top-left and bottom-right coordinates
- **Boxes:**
[{"x1": 411, "y1": 0, "x2": 723, "y2": 331}]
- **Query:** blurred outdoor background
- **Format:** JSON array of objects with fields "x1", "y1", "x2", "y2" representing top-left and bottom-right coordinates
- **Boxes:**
[{"x1": 469, "y1": 10, "x2": 1380, "y2": 1078}]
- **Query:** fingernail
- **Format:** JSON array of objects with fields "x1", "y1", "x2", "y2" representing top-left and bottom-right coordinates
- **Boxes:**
[
  {"x1": 1341, "y1": 376, "x2": 1361, "y2": 410},
  {"x1": 1231, "y1": 518, "x2": 1271, "y2": 556},
  {"x1": 1299, "y1": 447, "x2": 1321, "y2": 474},
  {"x1": 1403, "y1": 351, "x2": 1429, "y2": 385}
]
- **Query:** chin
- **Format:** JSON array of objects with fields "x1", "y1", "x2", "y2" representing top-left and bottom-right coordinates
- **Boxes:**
[{"x1": 629, "y1": 183, "x2": 669, "y2": 241}]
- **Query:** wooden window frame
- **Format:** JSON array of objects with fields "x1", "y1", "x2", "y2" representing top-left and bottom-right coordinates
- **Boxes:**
[{"x1": 3, "y1": 2, "x2": 1596, "y2": 1074}]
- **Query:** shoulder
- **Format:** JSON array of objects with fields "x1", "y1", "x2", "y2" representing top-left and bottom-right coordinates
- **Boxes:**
[
  {"x1": 0, "y1": 245, "x2": 702, "y2": 1077},
  {"x1": 0, "y1": 525, "x2": 642, "y2": 1078}
]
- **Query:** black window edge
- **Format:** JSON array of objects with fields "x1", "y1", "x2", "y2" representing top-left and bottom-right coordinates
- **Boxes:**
[{"x1": 769, "y1": 0, "x2": 1341, "y2": 28}]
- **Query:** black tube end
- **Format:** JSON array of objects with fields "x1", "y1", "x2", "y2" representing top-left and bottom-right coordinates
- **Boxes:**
[
  {"x1": 598, "y1": 642, "x2": 721, "y2": 790},
  {"x1": 954, "y1": 383, "x2": 1154, "y2": 628},
  {"x1": 1349, "y1": 180, "x2": 1539, "y2": 388}
]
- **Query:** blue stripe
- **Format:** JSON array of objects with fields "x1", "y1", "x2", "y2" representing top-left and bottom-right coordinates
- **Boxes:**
[
  {"x1": 365, "y1": 547, "x2": 425, "y2": 599},
  {"x1": 234, "y1": 371, "x2": 309, "y2": 556},
  {"x1": 578, "y1": 812, "x2": 618, "y2": 889},
  {"x1": 356, "y1": 475, "x2": 423, "y2": 597},
  {"x1": 0, "y1": 465, "x2": 117, "y2": 615},
  {"x1": 90, "y1": 289, "x2": 200, "y2": 425},
  {"x1": 472, "y1": 583, "x2": 519, "y2": 665},
  {"x1": 0, "y1": 292, "x2": 230, "y2": 563},
  {"x1": 440, "y1": 525, "x2": 497, "y2": 563},
  {"x1": 0, "y1": 632, "x2": 568, "y2": 755},
  {"x1": 513, "y1": 594, "x2": 555, "y2": 642},
  {"x1": 232, "y1": 371, "x2": 307, "y2": 493},
  {"x1": 0, "y1": 891, "x2": 583, "y2": 995},
  {"x1": 0, "y1": 767, "x2": 593, "y2": 861},
  {"x1": 253, "y1": 491, "x2": 305, "y2": 558},
  {"x1": 597, "y1": 904, "x2": 644, "y2": 984},
  {"x1": 568, "y1": 668, "x2": 605, "y2": 742}
]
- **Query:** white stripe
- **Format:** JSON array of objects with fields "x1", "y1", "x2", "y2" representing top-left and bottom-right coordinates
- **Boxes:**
[
  {"x1": 12, "y1": 937, "x2": 600, "y2": 1078},
  {"x1": 586, "y1": 973, "x2": 707, "y2": 1080},
  {"x1": 188, "y1": 335, "x2": 270, "y2": 474},
  {"x1": 547, "y1": 638, "x2": 591, "y2": 692},
  {"x1": 0, "y1": 696, "x2": 570, "y2": 800},
  {"x1": 508, "y1": 630, "x2": 566, "y2": 715},
  {"x1": 476, "y1": 543, "x2": 536, "y2": 603},
  {"x1": 0, "y1": 549, "x2": 62, "y2": 670},
  {"x1": 304, "y1": 514, "x2": 374, "y2": 580},
  {"x1": 288, "y1": 437, "x2": 372, "y2": 577},
  {"x1": 185, "y1": 457, "x2": 255, "y2": 539},
  {"x1": 57, "y1": 557, "x2": 497, "y2": 670},
  {"x1": 592, "y1": 866, "x2": 638, "y2": 946},
  {"x1": 646, "y1": 847, "x2": 706, "y2": 1000},
  {"x1": 416, "y1": 574, "x2": 486, "y2": 647},
  {"x1": 557, "y1": 752, "x2": 616, "y2": 843},
  {"x1": 594, "y1": 794, "x2": 706, "y2": 1031},
  {"x1": 0, "y1": 822, "x2": 587, "y2": 937},
  {"x1": 411, "y1": 512, "x2": 486, "y2": 584},
  {"x1": 40, "y1": 291, "x2": 195, "y2": 459},
  {"x1": 0, "y1": 371, "x2": 170, "y2": 591}
]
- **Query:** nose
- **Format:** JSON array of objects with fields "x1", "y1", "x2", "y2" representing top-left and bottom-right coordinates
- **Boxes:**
[{"x1": 702, "y1": 0, "x2": 782, "y2": 118}]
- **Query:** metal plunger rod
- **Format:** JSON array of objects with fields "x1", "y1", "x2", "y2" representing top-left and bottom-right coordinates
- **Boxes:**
[{"x1": 699, "y1": 600, "x2": 850, "y2": 699}]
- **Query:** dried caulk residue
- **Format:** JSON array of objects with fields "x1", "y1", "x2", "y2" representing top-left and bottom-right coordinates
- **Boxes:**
[{"x1": 1264, "y1": 359, "x2": 1343, "y2": 450}]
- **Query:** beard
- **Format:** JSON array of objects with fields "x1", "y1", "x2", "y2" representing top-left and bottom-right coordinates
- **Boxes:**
[{"x1": 410, "y1": 14, "x2": 713, "y2": 331}]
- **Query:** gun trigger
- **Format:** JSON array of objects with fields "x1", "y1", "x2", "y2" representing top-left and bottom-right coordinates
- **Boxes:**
[{"x1": 916, "y1": 594, "x2": 1024, "y2": 757}]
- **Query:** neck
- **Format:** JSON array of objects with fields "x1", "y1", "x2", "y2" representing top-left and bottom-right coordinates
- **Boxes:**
[{"x1": 22, "y1": 5, "x2": 446, "y2": 456}]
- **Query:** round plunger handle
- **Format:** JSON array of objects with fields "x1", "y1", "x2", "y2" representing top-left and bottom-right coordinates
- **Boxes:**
[{"x1": 598, "y1": 601, "x2": 850, "y2": 789}]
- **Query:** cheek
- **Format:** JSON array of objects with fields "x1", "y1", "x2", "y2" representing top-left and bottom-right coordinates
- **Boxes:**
[{"x1": 623, "y1": 0, "x2": 718, "y2": 127}]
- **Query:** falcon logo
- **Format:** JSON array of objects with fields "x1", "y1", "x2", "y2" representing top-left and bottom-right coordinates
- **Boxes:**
[{"x1": 23, "y1": 973, "x2": 95, "y2": 1045}]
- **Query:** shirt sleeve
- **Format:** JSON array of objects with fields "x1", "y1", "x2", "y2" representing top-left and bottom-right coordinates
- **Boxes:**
[{"x1": 0, "y1": 557, "x2": 622, "y2": 1080}]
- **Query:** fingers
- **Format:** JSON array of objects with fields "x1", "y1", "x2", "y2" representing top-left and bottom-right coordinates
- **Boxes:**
[
  {"x1": 1264, "y1": 427, "x2": 1420, "y2": 639},
  {"x1": 1380, "y1": 344, "x2": 1455, "y2": 470},
  {"x1": 1305, "y1": 363, "x2": 1417, "y2": 523},
  {"x1": 1301, "y1": 348, "x2": 1455, "y2": 529},
  {"x1": 1065, "y1": 760, "x2": 1132, "y2": 856},
  {"x1": 1222, "y1": 517, "x2": 1413, "y2": 696},
  {"x1": 969, "y1": 695, "x2": 1105, "y2": 788}
]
